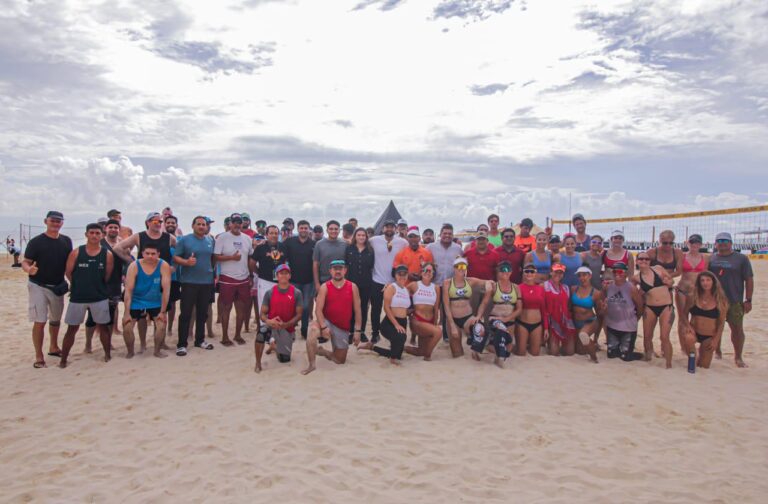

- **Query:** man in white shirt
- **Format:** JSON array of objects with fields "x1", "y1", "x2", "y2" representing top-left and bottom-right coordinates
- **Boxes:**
[
  {"x1": 213, "y1": 213, "x2": 253, "y2": 347},
  {"x1": 368, "y1": 219, "x2": 407, "y2": 342}
]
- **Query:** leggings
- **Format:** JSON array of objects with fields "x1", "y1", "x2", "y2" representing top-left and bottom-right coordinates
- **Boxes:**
[
  {"x1": 373, "y1": 317, "x2": 407, "y2": 360},
  {"x1": 470, "y1": 322, "x2": 512, "y2": 358}
]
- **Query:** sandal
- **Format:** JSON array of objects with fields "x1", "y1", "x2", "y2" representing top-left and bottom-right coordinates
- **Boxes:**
[
  {"x1": 195, "y1": 342, "x2": 214, "y2": 350},
  {"x1": 33, "y1": 361, "x2": 47, "y2": 368},
  {"x1": 176, "y1": 347, "x2": 187, "y2": 357},
  {"x1": 47, "y1": 351, "x2": 62, "y2": 358}
]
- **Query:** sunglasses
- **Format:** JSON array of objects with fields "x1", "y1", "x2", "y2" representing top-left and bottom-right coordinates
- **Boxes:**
[
  {"x1": 422, "y1": 268, "x2": 434, "y2": 274},
  {"x1": 231, "y1": 219, "x2": 243, "y2": 224},
  {"x1": 716, "y1": 239, "x2": 731, "y2": 244},
  {"x1": 149, "y1": 219, "x2": 162, "y2": 224},
  {"x1": 661, "y1": 241, "x2": 674, "y2": 245},
  {"x1": 591, "y1": 239, "x2": 602, "y2": 244},
  {"x1": 613, "y1": 269, "x2": 626, "y2": 274},
  {"x1": 523, "y1": 270, "x2": 537, "y2": 274},
  {"x1": 455, "y1": 263, "x2": 467, "y2": 270},
  {"x1": 636, "y1": 257, "x2": 650, "y2": 261}
]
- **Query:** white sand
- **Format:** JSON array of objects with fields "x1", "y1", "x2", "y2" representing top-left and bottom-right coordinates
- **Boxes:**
[{"x1": 1, "y1": 262, "x2": 767, "y2": 503}]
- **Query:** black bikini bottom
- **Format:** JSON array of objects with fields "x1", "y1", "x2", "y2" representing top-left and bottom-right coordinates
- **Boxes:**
[
  {"x1": 517, "y1": 320, "x2": 542, "y2": 333},
  {"x1": 646, "y1": 304, "x2": 672, "y2": 318}
]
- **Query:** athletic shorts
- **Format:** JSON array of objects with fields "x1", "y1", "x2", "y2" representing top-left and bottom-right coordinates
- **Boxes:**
[
  {"x1": 129, "y1": 307, "x2": 161, "y2": 320},
  {"x1": 257, "y1": 278, "x2": 276, "y2": 310},
  {"x1": 218, "y1": 275, "x2": 250, "y2": 304},
  {"x1": 726, "y1": 302, "x2": 744, "y2": 325},
  {"x1": 319, "y1": 320, "x2": 349, "y2": 351},
  {"x1": 27, "y1": 281, "x2": 65, "y2": 324},
  {"x1": 65, "y1": 299, "x2": 110, "y2": 326},
  {"x1": 85, "y1": 297, "x2": 120, "y2": 327},
  {"x1": 169, "y1": 280, "x2": 182, "y2": 303}
]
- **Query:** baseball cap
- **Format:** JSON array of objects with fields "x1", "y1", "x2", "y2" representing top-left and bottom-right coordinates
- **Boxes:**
[
  {"x1": 549, "y1": 234, "x2": 561, "y2": 243},
  {"x1": 105, "y1": 219, "x2": 120, "y2": 227},
  {"x1": 407, "y1": 226, "x2": 420, "y2": 237},
  {"x1": 612, "y1": 262, "x2": 628, "y2": 271},
  {"x1": 107, "y1": 209, "x2": 121, "y2": 217},
  {"x1": 572, "y1": 213, "x2": 586, "y2": 223},
  {"x1": 688, "y1": 233, "x2": 703, "y2": 243},
  {"x1": 204, "y1": 216, "x2": 215, "y2": 224},
  {"x1": 394, "y1": 264, "x2": 409, "y2": 274},
  {"x1": 522, "y1": 263, "x2": 537, "y2": 272},
  {"x1": 498, "y1": 261, "x2": 512, "y2": 272},
  {"x1": 551, "y1": 263, "x2": 566, "y2": 273},
  {"x1": 476, "y1": 230, "x2": 488, "y2": 239},
  {"x1": 715, "y1": 232, "x2": 732, "y2": 242},
  {"x1": 255, "y1": 219, "x2": 266, "y2": 227},
  {"x1": 241, "y1": 212, "x2": 251, "y2": 220},
  {"x1": 312, "y1": 224, "x2": 323, "y2": 232},
  {"x1": 397, "y1": 218, "x2": 407, "y2": 226},
  {"x1": 611, "y1": 230, "x2": 625, "y2": 239},
  {"x1": 97, "y1": 216, "x2": 109, "y2": 224},
  {"x1": 230, "y1": 213, "x2": 243, "y2": 222},
  {"x1": 330, "y1": 259, "x2": 346, "y2": 268},
  {"x1": 383, "y1": 219, "x2": 396, "y2": 227},
  {"x1": 520, "y1": 218, "x2": 533, "y2": 228},
  {"x1": 224, "y1": 217, "x2": 231, "y2": 225},
  {"x1": 145, "y1": 211, "x2": 161, "y2": 222},
  {"x1": 576, "y1": 266, "x2": 592, "y2": 275},
  {"x1": 275, "y1": 263, "x2": 291, "y2": 274}
]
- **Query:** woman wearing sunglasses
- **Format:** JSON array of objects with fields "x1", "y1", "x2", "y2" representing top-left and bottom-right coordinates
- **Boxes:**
[
  {"x1": 675, "y1": 233, "x2": 709, "y2": 350},
  {"x1": 569, "y1": 266, "x2": 602, "y2": 361},
  {"x1": 581, "y1": 235, "x2": 605, "y2": 291},
  {"x1": 525, "y1": 232, "x2": 557, "y2": 284},
  {"x1": 635, "y1": 251, "x2": 675, "y2": 367},
  {"x1": 470, "y1": 261, "x2": 521, "y2": 367},
  {"x1": 358, "y1": 265, "x2": 410, "y2": 365},
  {"x1": 648, "y1": 230, "x2": 683, "y2": 279},
  {"x1": 404, "y1": 262, "x2": 443, "y2": 360},
  {"x1": 542, "y1": 263, "x2": 580, "y2": 359},
  {"x1": 680, "y1": 271, "x2": 728, "y2": 369},
  {"x1": 442, "y1": 257, "x2": 493, "y2": 358},
  {"x1": 603, "y1": 230, "x2": 634, "y2": 282},
  {"x1": 516, "y1": 263, "x2": 546, "y2": 356}
]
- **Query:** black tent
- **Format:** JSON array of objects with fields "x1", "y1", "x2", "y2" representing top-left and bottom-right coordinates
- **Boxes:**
[{"x1": 372, "y1": 200, "x2": 403, "y2": 235}]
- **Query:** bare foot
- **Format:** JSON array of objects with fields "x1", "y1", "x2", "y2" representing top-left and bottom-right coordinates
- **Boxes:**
[
  {"x1": 423, "y1": 355, "x2": 432, "y2": 361},
  {"x1": 234, "y1": 336, "x2": 246, "y2": 345},
  {"x1": 301, "y1": 365, "x2": 316, "y2": 375},
  {"x1": 471, "y1": 351, "x2": 481, "y2": 361},
  {"x1": 138, "y1": 344, "x2": 147, "y2": 354},
  {"x1": 84, "y1": 345, "x2": 93, "y2": 354},
  {"x1": 665, "y1": 361, "x2": 672, "y2": 369},
  {"x1": 715, "y1": 350, "x2": 723, "y2": 360},
  {"x1": 735, "y1": 358, "x2": 748, "y2": 368},
  {"x1": 104, "y1": 354, "x2": 111, "y2": 362},
  {"x1": 126, "y1": 351, "x2": 134, "y2": 359},
  {"x1": 254, "y1": 363, "x2": 262, "y2": 373},
  {"x1": 644, "y1": 351, "x2": 653, "y2": 362},
  {"x1": 389, "y1": 359, "x2": 401, "y2": 366},
  {"x1": 160, "y1": 342, "x2": 170, "y2": 351},
  {"x1": 59, "y1": 360, "x2": 68, "y2": 369},
  {"x1": 357, "y1": 342, "x2": 373, "y2": 351}
]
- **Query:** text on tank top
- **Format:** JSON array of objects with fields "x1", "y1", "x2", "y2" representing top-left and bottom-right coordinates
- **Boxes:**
[
  {"x1": 390, "y1": 284, "x2": 412, "y2": 309},
  {"x1": 323, "y1": 280, "x2": 353, "y2": 331},
  {"x1": 604, "y1": 282, "x2": 638, "y2": 332},
  {"x1": 70, "y1": 245, "x2": 108, "y2": 303},
  {"x1": 133, "y1": 259, "x2": 164, "y2": 309},
  {"x1": 412, "y1": 281, "x2": 437, "y2": 306},
  {"x1": 268, "y1": 285, "x2": 297, "y2": 333}
]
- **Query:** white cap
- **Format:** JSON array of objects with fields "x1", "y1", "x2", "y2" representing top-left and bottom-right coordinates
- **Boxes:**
[
  {"x1": 453, "y1": 257, "x2": 468, "y2": 266},
  {"x1": 397, "y1": 218, "x2": 407, "y2": 226},
  {"x1": 576, "y1": 266, "x2": 592, "y2": 275},
  {"x1": 611, "y1": 229, "x2": 625, "y2": 238}
]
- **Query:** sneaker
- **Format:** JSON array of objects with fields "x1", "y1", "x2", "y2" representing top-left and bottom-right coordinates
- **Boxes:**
[
  {"x1": 195, "y1": 342, "x2": 214, "y2": 350},
  {"x1": 360, "y1": 333, "x2": 369, "y2": 343},
  {"x1": 176, "y1": 347, "x2": 187, "y2": 357}
]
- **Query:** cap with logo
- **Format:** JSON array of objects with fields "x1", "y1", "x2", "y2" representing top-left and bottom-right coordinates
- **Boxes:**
[
  {"x1": 383, "y1": 219, "x2": 396, "y2": 227},
  {"x1": 330, "y1": 259, "x2": 346, "y2": 268},
  {"x1": 407, "y1": 226, "x2": 420, "y2": 237},
  {"x1": 476, "y1": 230, "x2": 488, "y2": 239},
  {"x1": 394, "y1": 264, "x2": 409, "y2": 274},
  {"x1": 551, "y1": 263, "x2": 566, "y2": 273},
  {"x1": 145, "y1": 212, "x2": 161, "y2": 222},
  {"x1": 275, "y1": 263, "x2": 291, "y2": 274}
]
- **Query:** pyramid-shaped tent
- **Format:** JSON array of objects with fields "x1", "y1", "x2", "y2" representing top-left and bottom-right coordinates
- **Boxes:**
[{"x1": 372, "y1": 200, "x2": 403, "y2": 235}]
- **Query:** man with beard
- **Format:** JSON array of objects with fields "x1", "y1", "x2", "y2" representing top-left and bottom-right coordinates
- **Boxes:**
[
  {"x1": 421, "y1": 228, "x2": 435, "y2": 245},
  {"x1": 251, "y1": 225, "x2": 288, "y2": 316},
  {"x1": 312, "y1": 220, "x2": 347, "y2": 295},
  {"x1": 213, "y1": 213, "x2": 253, "y2": 346},
  {"x1": 283, "y1": 220, "x2": 316, "y2": 339},
  {"x1": 369, "y1": 219, "x2": 407, "y2": 342},
  {"x1": 164, "y1": 214, "x2": 182, "y2": 336}
]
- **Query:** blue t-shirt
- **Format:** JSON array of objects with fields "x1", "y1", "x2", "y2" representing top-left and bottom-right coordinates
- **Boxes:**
[{"x1": 174, "y1": 234, "x2": 215, "y2": 284}]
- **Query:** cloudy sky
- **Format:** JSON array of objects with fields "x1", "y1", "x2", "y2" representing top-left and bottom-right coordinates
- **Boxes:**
[{"x1": 1, "y1": 0, "x2": 767, "y2": 236}]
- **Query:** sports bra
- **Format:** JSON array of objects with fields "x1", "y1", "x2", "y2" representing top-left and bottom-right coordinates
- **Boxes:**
[
  {"x1": 571, "y1": 287, "x2": 595, "y2": 310},
  {"x1": 603, "y1": 249, "x2": 629, "y2": 269},
  {"x1": 640, "y1": 268, "x2": 665, "y2": 293},
  {"x1": 682, "y1": 254, "x2": 706, "y2": 273},
  {"x1": 690, "y1": 304, "x2": 719, "y2": 320},
  {"x1": 448, "y1": 277, "x2": 472, "y2": 301},
  {"x1": 390, "y1": 284, "x2": 412, "y2": 309},
  {"x1": 531, "y1": 250, "x2": 552, "y2": 274},
  {"x1": 651, "y1": 250, "x2": 677, "y2": 272},
  {"x1": 412, "y1": 281, "x2": 437, "y2": 306},
  {"x1": 493, "y1": 283, "x2": 518, "y2": 305}
]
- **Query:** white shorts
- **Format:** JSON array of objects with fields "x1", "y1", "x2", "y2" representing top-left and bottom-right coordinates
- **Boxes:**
[
  {"x1": 257, "y1": 278, "x2": 276, "y2": 311},
  {"x1": 65, "y1": 299, "x2": 111, "y2": 326},
  {"x1": 27, "y1": 282, "x2": 65, "y2": 324}
]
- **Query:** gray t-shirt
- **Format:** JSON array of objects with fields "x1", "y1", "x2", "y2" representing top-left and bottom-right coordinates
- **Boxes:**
[
  {"x1": 604, "y1": 281, "x2": 638, "y2": 332},
  {"x1": 427, "y1": 241, "x2": 463, "y2": 285},
  {"x1": 708, "y1": 252, "x2": 753, "y2": 303},
  {"x1": 312, "y1": 238, "x2": 348, "y2": 283}
]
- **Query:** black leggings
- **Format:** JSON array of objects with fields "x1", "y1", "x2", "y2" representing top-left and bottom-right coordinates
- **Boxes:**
[
  {"x1": 350, "y1": 283, "x2": 371, "y2": 333},
  {"x1": 373, "y1": 317, "x2": 407, "y2": 360},
  {"x1": 470, "y1": 322, "x2": 512, "y2": 358},
  {"x1": 369, "y1": 281, "x2": 386, "y2": 336}
]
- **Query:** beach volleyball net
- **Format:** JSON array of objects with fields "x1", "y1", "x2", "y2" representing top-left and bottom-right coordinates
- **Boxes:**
[{"x1": 550, "y1": 205, "x2": 768, "y2": 252}]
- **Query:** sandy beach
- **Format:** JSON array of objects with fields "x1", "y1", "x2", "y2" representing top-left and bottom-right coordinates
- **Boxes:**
[{"x1": 1, "y1": 261, "x2": 767, "y2": 503}]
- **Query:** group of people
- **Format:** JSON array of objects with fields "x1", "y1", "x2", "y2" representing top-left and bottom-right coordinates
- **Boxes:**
[{"x1": 20, "y1": 209, "x2": 754, "y2": 372}]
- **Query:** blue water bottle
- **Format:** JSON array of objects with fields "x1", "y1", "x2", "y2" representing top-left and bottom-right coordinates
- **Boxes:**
[{"x1": 688, "y1": 352, "x2": 696, "y2": 374}]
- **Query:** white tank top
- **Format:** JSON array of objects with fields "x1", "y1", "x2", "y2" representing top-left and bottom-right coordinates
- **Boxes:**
[
  {"x1": 412, "y1": 281, "x2": 437, "y2": 306},
  {"x1": 390, "y1": 284, "x2": 411, "y2": 309}
]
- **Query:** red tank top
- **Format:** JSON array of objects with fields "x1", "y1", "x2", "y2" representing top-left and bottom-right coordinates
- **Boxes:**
[
  {"x1": 268, "y1": 285, "x2": 297, "y2": 333},
  {"x1": 603, "y1": 249, "x2": 629, "y2": 269},
  {"x1": 323, "y1": 280, "x2": 353, "y2": 331}
]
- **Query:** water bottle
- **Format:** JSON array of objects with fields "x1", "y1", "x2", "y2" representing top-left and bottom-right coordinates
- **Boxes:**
[{"x1": 688, "y1": 352, "x2": 696, "y2": 374}]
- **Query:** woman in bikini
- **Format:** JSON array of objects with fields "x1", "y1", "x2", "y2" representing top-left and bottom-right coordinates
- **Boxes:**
[
  {"x1": 442, "y1": 257, "x2": 493, "y2": 358},
  {"x1": 405, "y1": 262, "x2": 442, "y2": 360},
  {"x1": 570, "y1": 266, "x2": 601, "y2": 362},
  {"x1": 516, "y1": 263, "x2": 546, "y2": 356},
  {"x1": 525, "y1": 232, "x2": 557, "y2": 284},
  {"x1": 674, "y1": 234, "x2": 709, "y2": 349},
  {"x1": 648, "y1": 230, "x2": 683, "y2": 279},
  {"x1": 543, "y1": 264, "x2": 578, "y2": 358},
  {"x1": 470, "y1": 261, "x2": 521, "y2": 367},
  {"x1": 358, "y1": 265, "x2": 410, "y2": 365},
  {"x1": 635, "y1": 251, "x2": 675, "y2": 368},
  {"x1": 603, "y1": 230, "x2": 634, "y2": 282},
  {"x1": 680, "y1": 271, "x2": 728, "y2": 369}
]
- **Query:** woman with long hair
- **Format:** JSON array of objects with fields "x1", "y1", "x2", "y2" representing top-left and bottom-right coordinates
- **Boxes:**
[
  {"x1": 675, "y1": 233, "x2": 709, "y2": 349},
  {"x1": 680, "y1": 271, "x2": 728, "y2": 369},
  {"x1": 442, "y1": 257, "x2": 493, "y2": 358},
  {"x1": 469, "y1": 261, "x2": 521, "y2": 367},
  {"x1": 516, "y1": 263, "x2": 546, "y2": 356},
  {"x1": 559, "y1": 235, "x2": 582, "y2": 289},
  {"x1": 525, "y1": 232, "x2": 556, "y2": 284},
  {"x1": 345, "y1": 227, "x2": 374, "y2": 341},
  {"x1": 405, "y1": 262, "x2": 442, "y2": 360},
  {"x1": 358, "y1": 265, "x2": 410, "y2": 365},
  {"x1": 635, "y1": 251, "x2": 675, "y2": 368},
  {"x1": 543, "y1": 264, "x2": 580, "y2": 359},
  {"x1": 569, "y1": 266, "x2": 601, "y2": 362}
]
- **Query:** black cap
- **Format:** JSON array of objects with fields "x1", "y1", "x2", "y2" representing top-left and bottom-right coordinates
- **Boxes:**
[
  {"x1": 383, "y1": 219, "x2": 396, "y2": 226},
  {"x1": 230, "y1": 213, "x2": 243, "y2": 222},
  {"x1": 521, "y1": 218, "x2": 533, "y2": 228},
  {"x1": 549, "y1": 234, "x2": 561, "y2": 243},
  {"x1": 255, "y1": 219, "x2": 266, "y2": 227},
  {"x1": 46, "y1": 210, "x2": 64, "y2": 220}
]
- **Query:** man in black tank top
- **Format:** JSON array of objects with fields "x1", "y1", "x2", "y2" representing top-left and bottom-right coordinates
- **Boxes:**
[
  {"x1": 112, "y1": 211, "x2": 176, "y2": 265},
  {"x1": 60, "y1": 224, "x2": 114, "y2": 368}
]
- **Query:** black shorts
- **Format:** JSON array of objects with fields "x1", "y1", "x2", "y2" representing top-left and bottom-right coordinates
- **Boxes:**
[
  {"x1": 169, "y1": 280, "x2": 182, "y2": 303},
  {"x1": 129, "y1": 307, "x2": 161, "y2": 320},
  {"x1": 85, "y1": 299, "x2": 119, "y2": 328}
]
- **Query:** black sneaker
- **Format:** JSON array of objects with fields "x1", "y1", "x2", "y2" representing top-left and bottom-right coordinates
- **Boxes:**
[{"x1": 360, "y1": 333, "x2": 369, "y2": 343}]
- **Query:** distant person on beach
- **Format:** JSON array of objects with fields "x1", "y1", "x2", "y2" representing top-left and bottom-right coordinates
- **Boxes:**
[
  {"x1": 494, "y1": 227, "x2": 525, "y2": 284},
  {"x1": 256, "y1": 263, "x2": 303, "y2": 372},
  {"x1": 122, "y1": 243, "x2": 171, "y2": 359},
  {"x1": 23, "y1": 210, "x2": 72, "y2": 368},
  {"x1": 487, "y1": 214, "x2": 503, "y2": 247},
  {"x1": 525, "y1": 232, "x2": 556, "y2": 284},
  {"x1": 708, "y1": 232, "x2": 753, "y2": 368},
  {"x1": 463, "y1": 230, "x2": 499, "y2": 281},
  {"x1": 517, "y1": 263, "x2": 546, "y2": 356},
  {"x1": 648, "y1": 230, "x2": 683, "y2": 279},
  {"x1": 112, "y1": 212, "x2": 176, "y2": 265},
  {"x1": 675, "y1": 233, "x2": 709, "y2": 351},
  {"x1": 473, "y1": 261, "x2": 520, "y2": 367},
  {"x1": 421, "y1": 228, "x2": 435, "y2": 245},
  {"x1": 570, "y1": 266, "x2": 602, "y2": 361},
  {"x1": 404, "y1": 261, "x2": 442, "y2": 361},
  {"x1": 59, "y1": 223, "x2": 114, "y2": 368},
  {"x1": 84, "y1": 218, "x2": 124, "y2": 352},
  {"x1": 394, "y1": 226, "x2": 434, "y2": 285},
  {"x1": 342, "y1": 222, "x2": 355, "y2": 244},
  {"x1": 427, "y1": 223, "x2": 463, "y2": 341},
  {"x1": 603, "y1": 230, "x2": 634, "y2": 281},
  {"x1": 312, "y1": 224, "x2": 324, "y2": 242},
  {"x1": 301, "y1": 260, "x2": 362, "y2": 375},
  {"x1": 604, "y1": 263, "x2": 644, "y2": 361},
  {"x1": 514, "y1": 218, "x2": 536, "y2": 253},
  {"x1": 396, "y1": 218, "x2": 408, "y2": 239},
  {"x1": 313, "y1": 220, "x2": 347, "y2": 295},
  {"x1": 345, "y1": 228, "x2": 374, "y2": 342},
  {"x1": 7, "y1": 238, "x2": 21, "y2": 267},
  {"x1": 442, "y1": 257, "x2": 492, "y2": 358}
]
